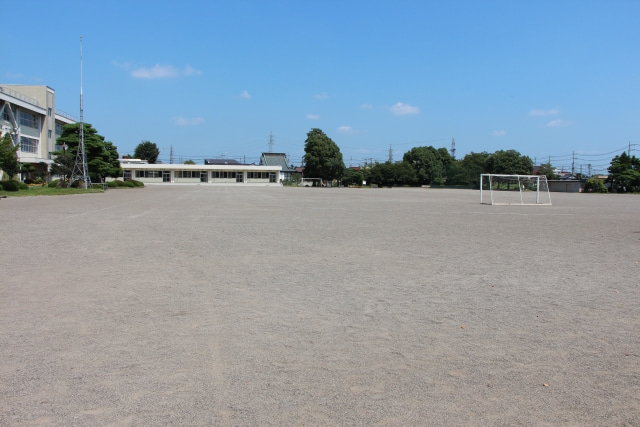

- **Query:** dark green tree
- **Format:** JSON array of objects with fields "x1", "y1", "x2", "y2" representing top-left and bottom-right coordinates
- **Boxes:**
[
  {"x1": 583, "y1": 178, "x2": 608, "y2": 193},
  {"x1": 403, "y1": 146, "x2": 453, "y2": 185},
  {"x1": 607, "y1": 152, "x2": 640, "y2": 193},
  {"x1": 303, "y1": 128, "x2": 345, "y2": 182},
  {"x1": 342, "y1": 167, "x2": 364, "y2": 186},
  {"x1": 536, "y1": 162, "x2": 558, "y2": 179},
  {"x1": 0, "y1": 132, "x2": 20, "y2": 180},
  {"x1": 50, "y1": 146, "x2": 75, "y2": 182},
  {"x1": 368, "y1": 161, "x2": 417, "y2": 187},
  {"x1": 446, "y1": 151, "x2": 491, "y2": 186},
  {"x1": 53, "y1": 123, "x2": 121, "y2": 183},
  {"x1": 485, "y1": 149, "x2": 534, "y2": 175},
  {"x1": 134, "y1": 140, "x2": 160, "y2": 164}
]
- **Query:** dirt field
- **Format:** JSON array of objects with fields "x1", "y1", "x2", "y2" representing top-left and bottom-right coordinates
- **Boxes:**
[{"x1": 1, "y1": 186, "x2": 638, "y2": 426}]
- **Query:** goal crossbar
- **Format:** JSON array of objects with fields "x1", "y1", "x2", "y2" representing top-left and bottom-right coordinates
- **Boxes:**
[{"x1": 480, "y1": 174, "x2": 552, "y2": 205}]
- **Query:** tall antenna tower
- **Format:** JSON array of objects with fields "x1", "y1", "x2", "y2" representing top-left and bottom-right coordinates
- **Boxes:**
[
  {"x1": 388, "y1": 145, "x2": 393, "y2": 163},
  {"x1": 450, "y1": 138, "x2": 456, "y2": 160},
  {"x1": 268, "y1": 131, "x2": 275, "y2": 153},
  {"x1": 69, "y1": 36, "x2": 90, "y2": 189}
]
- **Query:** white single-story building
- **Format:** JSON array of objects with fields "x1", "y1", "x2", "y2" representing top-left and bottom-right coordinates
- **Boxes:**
[{"x1": 118, "y1": 161, "x2": 282, "y2": 186}]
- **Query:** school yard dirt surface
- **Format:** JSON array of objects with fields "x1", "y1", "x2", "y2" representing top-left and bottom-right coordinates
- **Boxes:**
[{"x1": 1, "y1": 186, "x2": 638, "y2": 426}]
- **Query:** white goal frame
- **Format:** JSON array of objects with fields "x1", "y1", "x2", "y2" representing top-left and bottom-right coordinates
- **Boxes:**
[{"x1": 480, "y1": 174, "x2": 551, "y2": 205}]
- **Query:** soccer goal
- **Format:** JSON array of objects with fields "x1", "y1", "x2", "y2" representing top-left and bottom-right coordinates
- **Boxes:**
[{"x1": 480, "y1": 174, "x2": 551, "y2": 205}]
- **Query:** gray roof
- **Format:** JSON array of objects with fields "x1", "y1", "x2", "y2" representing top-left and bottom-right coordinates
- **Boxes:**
[
  {"x1": 260, "y1": 153, "x2": 295, "y2": 171},
  {"x1": 204, "y1": 158, "x2": 242, "y2": 165}
]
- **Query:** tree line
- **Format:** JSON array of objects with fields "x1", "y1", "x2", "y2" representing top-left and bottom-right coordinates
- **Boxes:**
[{"x1": 302, "y1": 128, "x2": 640, "y2": 192}]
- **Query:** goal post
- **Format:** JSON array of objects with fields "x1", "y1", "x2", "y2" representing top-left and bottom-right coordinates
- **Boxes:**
[{"x1": 480, "y1": 174, "x2": 551, "y2": 205}]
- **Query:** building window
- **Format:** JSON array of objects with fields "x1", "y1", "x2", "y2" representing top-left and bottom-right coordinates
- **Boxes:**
[
  {"x1": 20, "y1": 136, "x2": 39, "y2": 153},
  {"x1": 177, "y1": 170, "x2": 200, "y2": 178},
  {"x1": 135, "y1": 170, "x2": 163, "y2": 178},
  {"x1": 48, "y1": 129, "x2": 52, "y2": 139},
  {"x1": 48, "y1": 108, "x2": 52, "y2": 116},
  {"x1": 19, "y1": 111, "x2": 39, "y2": 129},
  {"x1": 55, "y1": 123, "x2": 63, "y2": 135}
]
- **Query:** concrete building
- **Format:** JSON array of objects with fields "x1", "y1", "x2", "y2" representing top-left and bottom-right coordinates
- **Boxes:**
[
  {"x1": 0, "y1": 85, "x2": 76, "y2": 179},
  {"x1": 119, "y1": 161, "x2": 282, "y2": 186}
]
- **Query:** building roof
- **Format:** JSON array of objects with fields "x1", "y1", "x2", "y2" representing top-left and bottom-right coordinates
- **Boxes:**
[
  {"x1": 204, "y1": 158, "x2": 242, "y2": 165},
  {"x1": 260, "y1": 153, "x2": 296, "y2": 171}
]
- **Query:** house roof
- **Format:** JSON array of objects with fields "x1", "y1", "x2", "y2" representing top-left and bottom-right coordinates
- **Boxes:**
[{"x1": 260, "y1": 153, "x2": 296, "y2": 171}]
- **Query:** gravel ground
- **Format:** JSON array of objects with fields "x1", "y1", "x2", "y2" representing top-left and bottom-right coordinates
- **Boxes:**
[{"x1": 1, "y1": 186, "x2": 639, "y2": 426}]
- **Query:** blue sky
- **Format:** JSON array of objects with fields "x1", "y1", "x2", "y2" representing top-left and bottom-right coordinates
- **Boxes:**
[{"x1": 5, "y1": 0, "x2": 639, "y2": 173}]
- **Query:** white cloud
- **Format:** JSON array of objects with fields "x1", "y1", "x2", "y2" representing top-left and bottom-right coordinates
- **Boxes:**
[
  {"x1": 314, "y1": 92, "x2": 329, "y2": 100},
  {"x1": 529, "y1": 108, "x2": 560, "y2": 116},
  {"x1": 240, "y1": 90, "x2": 251, "y2": 99},
  {"x1": 546, "y1": 119, "x2": 568, "y2": 128},
  {"x1": 490, "y1": 130, "x2": 506, "y2": 136},
  {"x1": 130, "y1": 64, "x2": 202, "y2": 79},
  {"x1": 112, "y1": 60, "x2": 131, "y2": 70},
  {"x1": 390, "y1": 102, "x2": 420, "y2": 115},
  {"x1": 132, "y1": 64, "x2": 179, "y2": 79},
  {"x1": 172, "y1": 116, "x2": 205, "y2": 126},
  {"x1": 306, "y1": 114, "x2": 320, "y2": 120},
  {"x1": 183, "y1": 65, "x2": 202, "y2": 76},
  {"x1": 337, "y1": 126, "x2": 354, "y2": 134}
]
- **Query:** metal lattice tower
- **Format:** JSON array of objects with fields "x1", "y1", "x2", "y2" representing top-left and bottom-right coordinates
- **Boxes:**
[
  {"x1": 450, "y1": 138, "x2": 456, "y2": 160},
  {"x1": 268, "y1": 131, "x2": 275, "y2": 153},
  {"x1": 69, "y1": 36, "x2": 90, "y2": 189}
]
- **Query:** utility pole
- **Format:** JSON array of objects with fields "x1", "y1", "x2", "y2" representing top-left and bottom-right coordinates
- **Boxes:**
[
  {"x1": 69, "y1": 36, "x2": 90, "y2": 189},
  {"x1": 571, "y1": 151, "x2": 575, "y2": 176},
  {"x1": 170, "y1": 145, "x2": 174, "y2": 164}
]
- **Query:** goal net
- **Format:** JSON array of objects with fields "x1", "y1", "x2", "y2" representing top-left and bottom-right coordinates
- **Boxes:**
[{"x1": 480, "y1": 174, "x2": 551, "y2": 205}]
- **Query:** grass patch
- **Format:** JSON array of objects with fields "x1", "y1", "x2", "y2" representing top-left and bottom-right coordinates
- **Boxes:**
[{"x1": 0, "y1": 186, "x2": 104, "y2": 197}]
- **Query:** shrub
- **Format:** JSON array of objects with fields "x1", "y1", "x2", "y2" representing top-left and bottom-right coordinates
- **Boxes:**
[
  {"x1": 107, "y1": 180, "x2": 119, "y2": 188},
  {"x1": 18, "y1": 182, "x2": 29, "y2": 190},
  {"x1": 24, "y1": 178, "x2": 34, "y2": 184},
  {"x1": 584, "y1": 178, "x2": 608, "y2": 193},
  {"x1": 48, "y1": 179, "x2": 60, "y2": 188},
  {"x1": 130, "y1": 179, "x2": 144, "y2": 187},
  {"x1": 123, "y1": 181, "x2": 135, "y2": 188},
  {"x1": 1, "y1": 180, "x2": 19, "y2": 191}
]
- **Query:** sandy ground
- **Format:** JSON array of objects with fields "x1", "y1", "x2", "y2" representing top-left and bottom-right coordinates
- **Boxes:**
[{"x1": 0, "y1": 186, "x2": 638, "y2": 426}]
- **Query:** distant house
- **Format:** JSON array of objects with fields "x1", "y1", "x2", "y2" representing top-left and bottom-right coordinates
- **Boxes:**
[{"x1": 259, "y1": 153, "x2": 296, "y2": 182}]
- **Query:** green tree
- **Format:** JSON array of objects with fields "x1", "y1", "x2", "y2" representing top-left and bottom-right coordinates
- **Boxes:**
[
  {"x1": 0, "y1": 132, "x2": 20, "y2": 180},
  {"x1": 303, "y1": 128, "x2": 345, "y2": 182},
  {"x1": 368, "y1": 161, "x2": 417, "y2": 187},
  {"x1": 485, "y1": 149, "x2": 534, "y2": 175},
  {"x1": 403, "y1": 146, "x2": 453, "y2": 185},
  {"x1": 342, "y1": 167, "x2": 364, "y2": 186},
  {"x1": 53, "y1": 123, "x2": 121, "y2": 183},
  {"x1": 184, "y1": 159, "x2": 196, "y2": 165},
  {"x1": 446, "y1": 151, "x2": 490, "y2": 186},
  {"x1": 536, "y1": 162, "x2": 558, "y2": 179},
  {"x1": 583, "y1": 178, "x2": 608, "y2": 193},
  {"x1": 607, "y1": 152, "x2": 640, "y2": 193},
  {"x1": 134, "y1": 140, "x2": 160, "y2": 164},
  {"x1": 50, "y1": 146, "x2": 75, "y2": 182}
]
